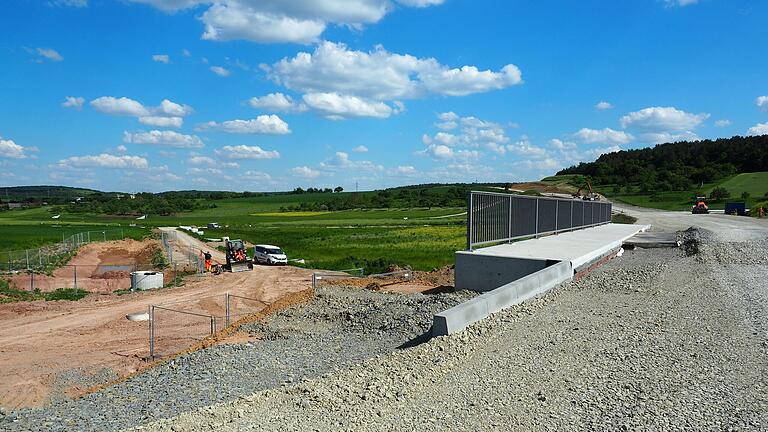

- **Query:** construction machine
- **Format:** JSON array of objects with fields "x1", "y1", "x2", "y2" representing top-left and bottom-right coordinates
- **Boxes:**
[
  {"x1": 224, "y1": 239, "x2": 253, "y2": 272},
  {"x1": 573, "y1": 180, "x2": 600, "y2": 201},
  {"x1": 691, "y1": 196, "x2": 709, "y2": 214}
]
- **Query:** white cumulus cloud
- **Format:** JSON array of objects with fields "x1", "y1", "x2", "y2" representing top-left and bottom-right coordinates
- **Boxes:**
[
  {"x1": 62, "y1": 96, "x2": 85, "y2": 110},
  {"x1": 595, "y1": 101, "x2": 613, "y2": 110},
  {"x1": 216, "y1": 145, "x2": 280, "y2": 159},
  {"x1": 714, "y1": 119, "x2": 732, "y2": 127},
  {"x1": 620, "y1": 106, "x2": 709, "y2": 143},
  {"x1": 267, "y1": 42, "x2": 522, "y2": 101},
  {"x1": 757, "y1": 96, "x2": 768, "y2": 112},
  {"x1": 197, "y1": 115, "x2": 291, "y2": 134},
  {"x1": 91, "y1": 96, "x2": 150, "y2": 116},
  {"x1": 128, "y1": 0, "x2": 443, "y2": 44},
  {"x1": 0, "y1": 137, "x2": 36, "y2": 159},
  {"x1": 620, "y1": 106, "x2": 709, "y2": 132},
  {"x1": 248, "y1": 92, "x2": 307, "y2": 113},
  {"x1": 59, "y1": 153, "x2": 148, "y2": 169},
  {"x1": 573, "y1": 127, "x2": 633, "y2": 145},
  {"x1": 302, "y1": 92, "x2": 393, "y2": 119},
  {"x1": 291, "y1": 166, "x2": 321, "y2": 178},
  {"x1": 152, "y1": 54, "x2": 170, "y2": 63},
  {"x1": 90, "y1": 97, "x2": 192, "y2": 129},
  {"x1": 210, "y1": 66, "x2": 230, "y2": 77},
  {"x1": 124, "y1": 130, "x2": 204, "y2": 148},
  {"x1": 747, "y1": 122, "x2": 768, "y2": 136},
  {"x1": 139, "y1": 116, "x2": 184, "y2": 128},
  {"x1": 353, "y1": 145, "x2": 369, "y2": 153}
]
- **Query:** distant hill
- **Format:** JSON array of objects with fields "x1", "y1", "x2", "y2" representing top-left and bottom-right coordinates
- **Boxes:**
[
  {"x1": 558, "y1": 135, "x2": 768, "y2": 192},
  {"x1": 0, "y1": 185, "x2": 102, "y2": 203}
]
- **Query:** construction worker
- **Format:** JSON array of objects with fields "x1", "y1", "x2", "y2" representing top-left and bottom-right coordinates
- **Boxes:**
[
  {"x1": 235, "y1": 248, "x2": 245, "y2": 262},
  {"x1": 202, "y1": 250, "x2": 213, "y2": 272}
]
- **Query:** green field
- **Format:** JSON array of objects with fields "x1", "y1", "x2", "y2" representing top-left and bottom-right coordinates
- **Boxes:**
[
  {"x1": 704, "y1": 172, "x2": 768, "y2": 198},
  {"x1": 0, "y1": 191, "x2": 467, "y2": 272}
]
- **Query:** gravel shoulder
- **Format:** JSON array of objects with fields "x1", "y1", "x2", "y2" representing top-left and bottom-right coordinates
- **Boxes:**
[
  {"x1": 3, "y1": 287, "x2": 474, "y2": 431},
  {"x1": 138, "y1": 229, "x2": 768, "y2": 431}
]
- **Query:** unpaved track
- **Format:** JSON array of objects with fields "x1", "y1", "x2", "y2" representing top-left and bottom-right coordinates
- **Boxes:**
[
  {"x1": 141, "y1": 208, "x2": 768, "y2": 431},
  {"x1": 158, "y1": 227, "x2": 225, "y2": 263},
  {"x1": 0, "y1": 233, "x2": 313, "y2": 409}
]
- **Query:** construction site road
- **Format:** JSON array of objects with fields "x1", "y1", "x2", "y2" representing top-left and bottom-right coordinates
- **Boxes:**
[
  {"x1": 613, "y1": 203, "x2": 768, "y2": 241},
  {"x1": 139, "y1": 208, "x2": 768, "y2": 431}
]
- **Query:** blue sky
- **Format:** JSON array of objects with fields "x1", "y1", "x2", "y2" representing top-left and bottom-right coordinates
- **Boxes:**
[{"x1": 1, "y1": 0, "x2": 767, "y2": 192}]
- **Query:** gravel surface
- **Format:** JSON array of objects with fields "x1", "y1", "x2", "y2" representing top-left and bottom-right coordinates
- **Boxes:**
[
  {"x1": 138, "y1": 229, "x2": 768, "y2": 431},
  {"x1": 2, "y1": 288, "x2": 474, "y2": 432}
]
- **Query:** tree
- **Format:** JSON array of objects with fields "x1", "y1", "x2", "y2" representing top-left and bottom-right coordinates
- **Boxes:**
[
  {"x1": 334, "y1": 186, "x2": 344, "y2": 193},
  {"x1": 710, "y1": 186, "x2": 730, "y2": 201}
]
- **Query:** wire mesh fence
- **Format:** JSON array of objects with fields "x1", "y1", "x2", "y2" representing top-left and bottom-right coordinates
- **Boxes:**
[
  {"x1": 160, "y1": 230, "x2": 204, "y2": 274},
  {"x1": 467, "y1": 191, "x2": 612, "y2": 250},
  {"x1": 311, "y1": 268, "x2": 365, "y2": 289},
  {"x1": 0, "y1": 229, "x2": 126, "y2": 274},
  {"x1": 148, "y1": 292, "x2": 270, "y2": 359},
  {"x1": 3, "y1": 262, "x2": 189, "y2": 293}
]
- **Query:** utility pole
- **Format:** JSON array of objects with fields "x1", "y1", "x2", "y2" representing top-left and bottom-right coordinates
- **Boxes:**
[{"x1": 355, "y1": 181, "x2": 358, "y2": 192}]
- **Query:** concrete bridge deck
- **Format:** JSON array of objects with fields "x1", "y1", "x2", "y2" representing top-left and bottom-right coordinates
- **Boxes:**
[{"x1": 435, "y1": 223, "x2": 651, "y2": 335}]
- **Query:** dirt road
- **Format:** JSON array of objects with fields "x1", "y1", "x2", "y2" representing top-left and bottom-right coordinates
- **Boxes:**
[
  {"x1": 0, "y1": 234, "x2": 314, "y2": 409},
  {"x1": 158, "y1": 227, "x2": 226, "y2": 264}
]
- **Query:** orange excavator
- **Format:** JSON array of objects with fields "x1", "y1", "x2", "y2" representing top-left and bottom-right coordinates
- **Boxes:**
[
  {"x1": 692, "y1": 196, "x2": 709, "y2": 214},
  {"x1": 573, "y1": 180, "x2": 600, "y2": 201}
]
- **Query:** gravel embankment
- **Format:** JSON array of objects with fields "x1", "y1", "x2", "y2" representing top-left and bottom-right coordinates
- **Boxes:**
[
  {"x1": 139, "y1": 229, "x2": 768, "y2": 431},
  {"x1": 3, "y1": 288, "x2": 474, "y2": 431}
]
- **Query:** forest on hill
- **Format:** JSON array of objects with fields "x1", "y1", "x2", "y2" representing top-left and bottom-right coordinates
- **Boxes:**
[{"x1": 558, "y1": 135, "x2": 768, "y2": 192}]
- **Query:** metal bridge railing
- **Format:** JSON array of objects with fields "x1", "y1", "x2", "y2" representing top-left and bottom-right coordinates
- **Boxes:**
[{"x1": 467, "y1": 191, "x2": 612, "y2": 250}]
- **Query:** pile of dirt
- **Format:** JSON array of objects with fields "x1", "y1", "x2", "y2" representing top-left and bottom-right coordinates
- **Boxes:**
[
  {"x1": 408, "y1": 266, "x2": 454, "y2": 287},
  {"x1": 90, "y1": 271, "x2": 131, "y2": 280}
]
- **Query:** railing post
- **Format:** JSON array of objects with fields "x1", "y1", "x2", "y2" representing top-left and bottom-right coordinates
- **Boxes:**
[
  {"x1": 467, "y1": 192, "x2": 474, "y2": 250},
  {"x1": 534, "y1": 198, "x2": 540, "y2": 239},
  {"x1": 507, "y1": 196, "x2": 512, "y2": 243}
]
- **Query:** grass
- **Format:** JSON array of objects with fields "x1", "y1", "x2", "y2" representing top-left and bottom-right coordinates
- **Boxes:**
[
  {"x1": 0, "y1": 193, "x2": 469, "y2": 273},
  {"x1": 0, "y1": 279, "x2": 89, "y2": 304},
  {"x1": 703, "y1": 172, "x2": 768, "y2": 199}
]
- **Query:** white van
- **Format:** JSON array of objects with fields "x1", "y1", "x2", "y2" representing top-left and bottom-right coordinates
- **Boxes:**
[{"x1": 253, "y1": 244, "x2": 288, "y2": 265}]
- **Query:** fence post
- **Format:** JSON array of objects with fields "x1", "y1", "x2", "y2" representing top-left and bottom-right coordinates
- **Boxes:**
[
  {"x1": 210, "y1": 316, "x2": 216, "y2": 335},
  {"x1": 26, "y1": 250, "x2": 29, "y2": 270},
  {"x1": 570, "y1": 200, "x2": 574, "y2": 232},
  {"x1": 225, "y1": 293, "x2": 230, "y2": 328},
  {"x1": 30, "y1": 270, "x2": 33, "y2": 291},
  {"x1": 73, "y1": 265, "x2": 77, "y2": 290},
  {"x1": 149, "y1": 305, "x2": 155, "y2": 359},
  {"x1": 555, "y1": 201, "x2": 559, "y2": 234},
  {"x1": 467, "y1": 193, "x2": 474, "y2": 250}
]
